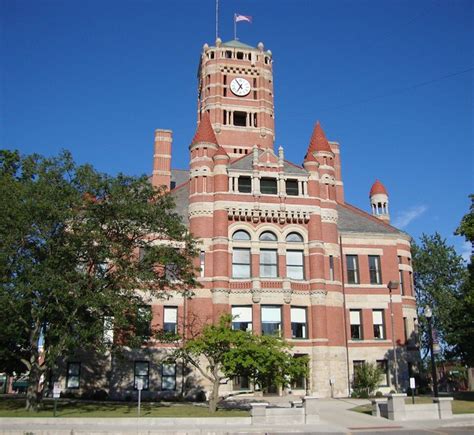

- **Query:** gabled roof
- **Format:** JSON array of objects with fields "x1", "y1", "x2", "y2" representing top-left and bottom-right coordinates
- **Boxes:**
[
  {"x1": 221, "y1": 40, "x2": 255, "y2": 50},
  {"x1": 229, "y1": 149, "x2": 307, "y2": 175},
  {"x1": 369, "y1": 179, "x2": 388, "y2": 197},
  {"x1": 191, "y1": 112, "x2": 218, "y2": 145}
]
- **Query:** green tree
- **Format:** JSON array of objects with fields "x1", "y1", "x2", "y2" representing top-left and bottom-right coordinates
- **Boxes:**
[
  {"x1": 352, "y1": 362, "x2": 383, "y2": 398},
  {"x1": 412, "y1": 233, "x2": 467, "y2": 361},
  {"x1": 449, "y1": 195, "x2": 474, "y2": 365},
  {"x1": 0, "y1": 150, "x2": 197, "y2": 411},
  {"x1": 176, "y1": 315, "x2": 308, "y2": 413}
]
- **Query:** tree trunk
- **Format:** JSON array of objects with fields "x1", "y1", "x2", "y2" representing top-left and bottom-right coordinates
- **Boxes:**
[
  {"x1": 25, "y1": 323, "x2": 42, "y2": 412},
  {"x1": 208, "y1": 378, "x2": 220, "y2": 413}
]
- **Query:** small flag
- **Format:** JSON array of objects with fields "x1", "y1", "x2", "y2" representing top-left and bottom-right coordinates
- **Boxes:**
[{"x1": 235, "y1": 14, "x2": 252, "y2": 23}]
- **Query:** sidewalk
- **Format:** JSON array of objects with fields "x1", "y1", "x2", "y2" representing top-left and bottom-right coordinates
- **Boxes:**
[{"x1": 0, "y1": 398, "x2": 473, "y2": 434}]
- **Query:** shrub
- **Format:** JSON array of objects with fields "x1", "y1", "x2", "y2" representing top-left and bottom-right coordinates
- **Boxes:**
[
  {"x1": 375, "y1": 391, "x2": 383, "y2": 398},
  {"x1": 352, "y1": 362, "x2": 383, "y2": 398}
]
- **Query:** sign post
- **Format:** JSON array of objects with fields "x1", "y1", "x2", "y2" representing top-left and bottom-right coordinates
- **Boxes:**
[
  {"x1": 53, "y1": 382, "x2": 61, "y2": 417},
  {"x1": 136, "y1": 379, "x2": 143, "y2": 417},
  {"x1": 409, "y1": 377, "x2": 416, "y2": 404}
]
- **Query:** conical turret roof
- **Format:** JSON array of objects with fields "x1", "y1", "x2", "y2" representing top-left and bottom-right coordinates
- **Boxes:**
[
  {"x1": 192, "y1": 112, "x2": 218, "y2": 145},
  {"x1": 308, "y1": 121, "x2": 333, "y2": 154},
  {"x1": 370, "y1": 179, "x2": 388, "y2": 197}
]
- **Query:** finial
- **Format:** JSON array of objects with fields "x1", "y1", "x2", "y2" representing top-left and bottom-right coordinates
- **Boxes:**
[
  {"x1": 215, "y1": 37, "x2": 222, "y2": 47},
  {"x1": 257, "y1": 42, "x2": 264, "y2": 51}
]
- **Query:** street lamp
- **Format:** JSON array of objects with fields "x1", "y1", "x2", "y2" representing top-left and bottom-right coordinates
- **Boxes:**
[
  {"x1": 424, "y1": 306, "x2": 439, "y2": 398},
  {"x1": 387, "y1": 280, "x2": 399, "y2": 392}
]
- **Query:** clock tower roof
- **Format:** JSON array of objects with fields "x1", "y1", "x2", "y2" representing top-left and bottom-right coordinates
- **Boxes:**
[
  {"x1": 221, "y1": 40, "x2": 256, "y2": 50},
  {"x1": 191, "y1": 112, "x2": 218, "y2": 146}
]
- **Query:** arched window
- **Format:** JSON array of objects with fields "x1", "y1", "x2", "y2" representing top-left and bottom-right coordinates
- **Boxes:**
[
  {"x1": 232, "y1": 230, "x2": 251, "y2": 241},
  {"x1": 286, "y1": 232, "x2": 304, "y2": 243},
  {"x1": 259, "y1": 231, "x2": 277, "y2": 242}
]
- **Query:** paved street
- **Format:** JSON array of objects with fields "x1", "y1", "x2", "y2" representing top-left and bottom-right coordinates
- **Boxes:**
[{"x1": 1, "y1": 398, "x2": 473, "y2": 434}]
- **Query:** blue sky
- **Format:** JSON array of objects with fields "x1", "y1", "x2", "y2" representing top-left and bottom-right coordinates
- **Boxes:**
[{"x1": 1, "y1": 0, "x2": 472, "y2": 258}]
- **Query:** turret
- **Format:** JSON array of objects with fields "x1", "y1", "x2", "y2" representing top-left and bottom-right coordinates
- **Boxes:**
[{"x1": 370, "y1": 180, "x2": 390, "y2": 222}]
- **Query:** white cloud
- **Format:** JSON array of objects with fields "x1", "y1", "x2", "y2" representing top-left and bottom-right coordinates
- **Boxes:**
[
  {"x1": 460, "y1": 241, "x2": 472, "y2": 262},
  {"x1": 393, "y1": 205, "x2": 428, "y2": 229}
]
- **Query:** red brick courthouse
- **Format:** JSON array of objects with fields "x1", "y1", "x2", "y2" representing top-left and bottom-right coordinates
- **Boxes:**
[{"x1": 63, "y1": 39, "x2": 419, "y2": 399}]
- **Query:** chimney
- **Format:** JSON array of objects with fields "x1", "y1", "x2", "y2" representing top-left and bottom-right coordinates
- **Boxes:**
[{"x1": 152, "y1": 129, "x2": 172, "y2": 190}]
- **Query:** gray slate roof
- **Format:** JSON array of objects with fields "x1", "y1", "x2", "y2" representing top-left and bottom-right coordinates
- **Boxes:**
[
  {"x1": 229, "y1": 151, "x2": 307, "y2": 175},
  {"x1": 169, "y1": 169, "x2": 406, "y2": 238},
  {"x1": 221, "y1": 40, "x2": 256, "y2": 50},
  {"x1": 171, "y1": 169, "x2": 189, "y2": 188}
]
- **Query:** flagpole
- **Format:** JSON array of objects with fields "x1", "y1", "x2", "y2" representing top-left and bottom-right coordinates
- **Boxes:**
[
  {"x1": 234, "y1": 14, "x2": 237, "y2": 40},
  {"x1": 215, "y1": 0, "x2": 219, "y2": 40}
]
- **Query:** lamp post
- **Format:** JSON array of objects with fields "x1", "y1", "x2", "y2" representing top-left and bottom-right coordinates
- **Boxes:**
[
  {"x1": 424, "y1": 306, "x2": 439, "y2": 398},
  {"x1": 388, "y1": 281, "x2": 399, "y2": 392}
]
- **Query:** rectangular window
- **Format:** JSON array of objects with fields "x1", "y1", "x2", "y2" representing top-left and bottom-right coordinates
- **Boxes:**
[
  {"x1": 368, "y1": 255, "x2": 382, "y2": 284},
  {"x1": 285, "y1": 179, "x2": 298, "y2": 196},
  {"x1": 408, "y1": 272, "x2": 413, "y2": 294},
  {"x1": 291, "y1": 307, "x2": 307, "y2": 339},
  {"x1": 373, "y1": 310, "x2": 385, "y2": 339},
  {"x1": 346, "y1": 255, "x2": 359, "y2": 284},
  {"x1": 66, "y1": 362, "x2": 81, "y2": 389},
  {"x1": 399, "y1": 270, "x2": 405, "y2": 295},
  {"x1": 377, "y1": 359, "x2": 389, "y2": 386},
  {"x1": 233, "y1": 111, "x2": 247, "y2": 127},
  {"x1": 398, "y1": 255, "x2": 402, "y2": 264},
  {"x1": 136, "y1": 305, "x2": 152, "y2": 340},
  {"x1": 238, "y1": 176, "x2": 252, "y2": 193},
  {"x1": 261, "y1": 305, "x2": 281, "y2": 336},
  {"x1": 260, "y1": 177, "x2": 278, "y2": 195},
  {"x1": 350, "y1": 310, "x2": 362, "y2": 340},
  {"x1": 403, "y1": 317, "x2": 408, "y2": 342},
  {"x1": 329, "y1": 255, "x2": 335, "y2": 281},
  {"x1": 287, "y1": 250, "x2": 304, "y2": 280},
  {"x1": 232, "y1": 248, "x2": 251, "y2": 278},
  {"x1": 161, "y1": 363, "x2": 176, "y2": 391},
  {"x1": 231, "y1": 306, "x2": 252, "y2": 331},
  {"x1": 353, "y1": 360, "x2": 365, "y2": 382},
  {"x1": 164, "y1": 307, "x2": 178, "y2": 334},
  {"x1": 134, "y1": 361, "x2": 149, "y2": 390},
  {"x1": 200, "y1": 251, "x2": 205, "y2": 277},
  {"x1": 260, "y1": 249, "x2": 278, "y2": 278}
]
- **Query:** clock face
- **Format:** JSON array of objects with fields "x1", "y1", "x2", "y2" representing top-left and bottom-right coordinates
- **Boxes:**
[{"x1": 230, "y1": 77, "x2": 251, "y2": 97}]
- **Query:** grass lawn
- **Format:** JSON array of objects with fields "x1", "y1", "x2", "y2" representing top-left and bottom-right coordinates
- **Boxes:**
[
  {"x1": 0, "y1": 398, "x2": 249, "y2": 418},
  {"x1": 351, "y1": 394, "x2": 474, "y2": 415}
]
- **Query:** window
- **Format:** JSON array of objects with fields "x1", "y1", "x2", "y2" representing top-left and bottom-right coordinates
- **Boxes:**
[
  {"x1": 291, "y1": 355, "x2": 307, "y2": 389},
  {"x1": 259, "y1": 231, "x2": 277, "y2": 241},
  {"x1": 134, "y1": 361, "x2": 149, "y2": 390},
  {"x1": 66, "y1": 362, "x2": 80, "y2": 389},
  {"x1": 260, "y1": 177, "x2": 278, "y2": 195},
  {"x1": 238, "y1": 176, "x2": 252, "y2": 193},
  {"x1": 377, "y1": 360, "x2": 389, "y2": 386},
  {"x1": 408, "y1": 272, "x2": 413, "y2": 294},
  {"x1": 164, "y1": 307, "x2": 178, "y2": 334},
  {"x1": 161, "y1": 363, "x2": 176, "y2": 391},
  {"x1": 286, "y1": 232, "x2": 303, "y2": 243},
  {"x1": 398, "y1": 255, "x2": 402, "y2": 264},
  {"x1": 403, "y1": 317, "x2": 408, "y2": 342},
  {"x1": 233, "y1": 111, "x2": 247, "y2": 126},
  {"x1": 353, "y1": 360, "x2": 365, "y2": 382},
  {"x1": 232, "y1": 248, "x2": 251, "y2": 278},
  {"x1": 200, "y1": 251, "x2": 205, "y2": 277},
  {"x1": 261, "y1": 305, "x2": 281, "y2": 335},
  {"x1": 232, "y1": 230, "x2": 251, "y2": 241},
  {"x1": 399, "y1": 270, "x2": 405, "y2": 295},
  {"x1": 329, "y1": 255, "x2": 335, "y2": 281},
  {"x1": 350, "y1": 310, "x2": 362, "y2": 340},
  {"x1": 286, "y1": 250, "x2": 304, "y2": 280},
  {"x1": 225, "y1": 50, "x2": 232, "y2": 58},
  {"x1": 368, "y1": 255, "x2": 382, "y2": 284},
  {"x1": 232, "y1": 306, "x2": 252, "y2": 331},
  {"x1": 236, "y1": 51, "x2": 244, "y2": 59},
  {"x1": 103, "y1": 316, "x2": 114, "y2": 345},
  {"x1": 136, "y1": 305, "x2": 152, "y2": 340},
  {"x1": 291, "y1": 307, "x2": 307, "y2": 338},
  {"x1": 233, "y1": 375, "x2": 250, "y2": 390},
  {"x1": 373, "y1": 310, "x2": 385, "y2": 339},
  {"x1": 260, "y1": 249, "x2": 278, "y2": 278},
  {"x1": 346, "y1": 255, "x2": 359, "y2": 284},
  {"x1": 285, "y1": 179, "x2": 298, "y2": 196}
]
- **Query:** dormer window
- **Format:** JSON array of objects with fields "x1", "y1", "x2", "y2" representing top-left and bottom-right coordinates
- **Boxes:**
[
  {"x1": 286, "y1": 179, "x2": 298, "y2": 196},
  {"x1": 260, "y1": 177, "x2": 278, "y2": 195},
  {"x1": 238, "y1": 176, "x2": 252, "y2": 193}
]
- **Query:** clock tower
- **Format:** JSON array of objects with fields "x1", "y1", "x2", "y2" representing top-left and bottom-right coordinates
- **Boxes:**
[{"x1": 197, "y1": 38, "x2": 275, "y2": 158}]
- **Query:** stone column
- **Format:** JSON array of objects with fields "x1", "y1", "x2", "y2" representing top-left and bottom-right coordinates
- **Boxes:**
[{"x1": 387, "y1": 393, "x2": 407, "y2": 421}]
